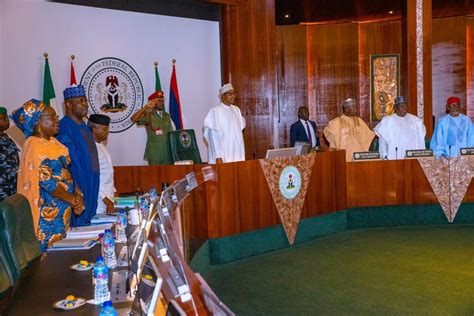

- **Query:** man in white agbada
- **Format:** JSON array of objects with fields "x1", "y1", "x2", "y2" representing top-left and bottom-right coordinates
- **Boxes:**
[
  {"x1": 204, "y1": 83, "x2": 246, "y2": 163},
  {"x1": 374, "y1": 96, "x2": 426, "y2": 160},
  {"x1": 88, "y1": 114, "x2": 115, "y2": 214}
]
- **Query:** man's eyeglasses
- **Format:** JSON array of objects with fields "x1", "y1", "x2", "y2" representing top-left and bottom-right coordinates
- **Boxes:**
[{"x1": 224, "y1": 91, "x2": 238, "y2": 96}]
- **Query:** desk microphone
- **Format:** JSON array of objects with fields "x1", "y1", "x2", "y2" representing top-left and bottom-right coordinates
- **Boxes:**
[{"x1": 395, "y1": 147, "x2": 398, "y2": 160}]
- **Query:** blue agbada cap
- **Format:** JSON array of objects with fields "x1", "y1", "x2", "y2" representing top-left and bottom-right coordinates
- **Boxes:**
[
  {"x1": 63, "y1": 84, "x2": 86, "y2": 100},
  {"x1": 11, "y1": 99, "x2": 45, "y2": 138}
]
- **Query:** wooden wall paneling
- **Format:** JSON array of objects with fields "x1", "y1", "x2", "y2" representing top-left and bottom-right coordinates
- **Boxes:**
[
  {"x1": 467, "y1": 17, "x2": 474, "y2": 117},
  {"x1": 408, "y1": 160, "x2": 438, "y2": 204},
  {"x1": 402, "y1": 159, "x2": 414, "y2": 204},
  {"x1": 463, "y1": 180, "x2": 474, "y2": 202},
  {"x1": 276, "y1": 25, "x2": 308, "y2": 148},
  {"x1": 310, "y1": 150, "x2": 336, "y2": 215},
  {"x1": 347, "y1": 161, "x2": 383, "y2": 207},
  {"x1": 113, "y1": 166, "x2": 136, "y2": 194},
  {"x1": 381, "y1": 160, "x2": 406, "y2": 205},
  {"x1": 333, "y1": 150, "x2": 348, "y2": 210},
  {"x1": 346, "y1": 160, "x2": 405, "y2": 207},
  {"x1": 306, "y1": 23, "x2": 360, "y2": 135},
  {"x1": 423, "y1": 0, "x2": 433, "y2": 136},
  {"x1": 220, "y1": 0, "x2": 278, "y2": 159},
  {"x1": 432, "y1": 16, "x2": 467, "y2": 119},
  {"x1": 214, "y1": 162, "x2": 238, "y2": 237},
  {"x1": 432, "y1": 0, "x2": 467, "y2": 18},
  {"x1": 357, "y1": 20, "x2": 402, "y2": 127},
  {"x1": 236, "y1": 159, "x2": 274, "y2": 231},
  {"x1": 204, "y1": 178, "x2": 219, "y2": 238},
  {"x1": 402, "y1": 0, "x2": 418, "y2": 116}
]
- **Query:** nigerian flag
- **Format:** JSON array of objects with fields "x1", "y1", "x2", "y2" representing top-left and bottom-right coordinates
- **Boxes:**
[
  {"x1": 154, "y1": 61, "x2": 162, "y2": 91},
  {"x1": 43, "y1": 54, "x2": 57, "y2": 110}
]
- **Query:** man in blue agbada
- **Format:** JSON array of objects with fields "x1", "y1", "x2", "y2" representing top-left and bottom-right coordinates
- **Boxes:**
[
  {"x1": 57, "y1": 85, "x2": 100, "y2": 226},
  {"x1": 430, "y1": 96, "x2": 474, "y2": 158}
]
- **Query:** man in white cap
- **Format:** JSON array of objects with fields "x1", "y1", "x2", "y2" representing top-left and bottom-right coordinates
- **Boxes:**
[
  {"x1": 374, "y1": 95, "x2": 426, "y2": 160},
  {"x1": 323, "y1": 98, "x2": 375, "y2": 161},
  {"x1": 204, "y1": 83, "x2": 246, "y2": 163}
]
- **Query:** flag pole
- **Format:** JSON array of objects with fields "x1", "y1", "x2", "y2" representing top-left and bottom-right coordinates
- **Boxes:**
[
  {"x1": 70, "y1": 54, "x2": 77, "y2": 86},
  {"x1": 42, "y1": 52, "x2": 57, "y2": 111}
]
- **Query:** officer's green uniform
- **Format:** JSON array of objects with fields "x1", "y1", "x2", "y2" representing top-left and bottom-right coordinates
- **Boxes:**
[{"x1": 137, "y1": 110, "x2": 173, "y2": 165}]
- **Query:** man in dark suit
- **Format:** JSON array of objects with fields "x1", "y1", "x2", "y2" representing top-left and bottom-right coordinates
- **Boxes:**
[{"x1": 290, "y1": 106, "x2": 320, "y2": 147}]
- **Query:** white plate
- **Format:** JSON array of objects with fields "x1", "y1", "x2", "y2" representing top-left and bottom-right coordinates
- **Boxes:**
[
  {"x1": 70, "y1": 262, "x2": 94, "y2": 271},
  {"x1": 53, "y1": 297, "x2": 86, "y2": 310}
]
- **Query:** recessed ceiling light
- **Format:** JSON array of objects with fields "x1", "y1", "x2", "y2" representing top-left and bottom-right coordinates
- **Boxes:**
[
  {"x1": 285, "y1": 14, "x2": 290, "y2": 19},
  {"x1": 388, "y1": 10, "x2": 394, "y2": 14}
]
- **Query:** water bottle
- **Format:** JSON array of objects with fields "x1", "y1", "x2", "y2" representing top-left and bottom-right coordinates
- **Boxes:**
[
  {"x1": 102, "y1": 230, "x2": 117, "y2": 269},
  {"x1": 99, "y1": 301, "x2": 118, "y2": 316},
  {"x1": 116, "y1": 210, "x2": 127, "y2": 243},
  {"x1": 93, "y1": 256, "x2": 110, "y2": 305},
  {"x1": 149, "y1": 186, "x2": 158, "y2": 202},
  {"x1": 139, "y1": 196, "x2": 149, "y2": 221}
]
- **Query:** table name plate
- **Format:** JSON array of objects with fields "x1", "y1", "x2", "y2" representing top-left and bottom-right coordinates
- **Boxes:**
[
  {"x1": 405, "y1": 149, "x2": 433, "y2": 158},
  {"x1": 460, "y1": 147, "x2": 474, "y2": 156},
  {"x1": 353, "y1": 152, "x2": 380, "y2": 161}
]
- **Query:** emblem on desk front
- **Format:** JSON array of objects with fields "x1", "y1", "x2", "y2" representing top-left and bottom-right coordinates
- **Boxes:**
[{"x1": 279, "y1": 166, "x2": 301, "y2": 200}]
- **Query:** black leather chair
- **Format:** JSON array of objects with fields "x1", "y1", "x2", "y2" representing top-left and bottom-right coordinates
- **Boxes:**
[
  {"x1": 0, "y1": 243, "x2": 14, "y2": 296},
  {"x1": 168, "y1": 129, "x2": 202, "y2": 164},
  {"x1": 0, "y1": 194, "x2": 41, "y2": 282}
]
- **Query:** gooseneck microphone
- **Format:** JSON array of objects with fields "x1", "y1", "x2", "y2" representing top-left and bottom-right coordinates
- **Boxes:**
[{"x1": 395, "y1": 147, "x2": 398, "y2": 160}]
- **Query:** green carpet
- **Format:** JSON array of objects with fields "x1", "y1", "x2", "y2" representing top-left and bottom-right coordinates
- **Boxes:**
[{"x1": 200, "y1": 225, "x2": 474, "y2": 315}]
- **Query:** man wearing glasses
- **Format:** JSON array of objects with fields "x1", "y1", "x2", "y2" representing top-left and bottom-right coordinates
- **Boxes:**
[
  {"x1": 430, "y1": 96, "x2": 474, "y2": 158},
  {"x1": 204, "y1": 83, "x2": 246, "y2": 164}
]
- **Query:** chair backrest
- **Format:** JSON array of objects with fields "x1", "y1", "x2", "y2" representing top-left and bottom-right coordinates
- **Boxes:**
[
  {"x1": 0, "y1": 194, "x2": 41, "y2": 280},
  {"x1": 168, "y1": 129, "x2": 202, "y2": 164},
  {"x1": 0, "y1": 244, "x2": 14, "y2": 299}
]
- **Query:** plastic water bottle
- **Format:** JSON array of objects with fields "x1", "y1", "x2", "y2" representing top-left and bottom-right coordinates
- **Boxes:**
[
  {"x1": 102, "y1": 229, "x2": 117, "y2": 269},
  {"x1": 93, "y1": 256, "x2": 110, "y2": 305},
  {"x1": 139, "y1": 196, "x2": 149, "y2": 221},
  {"x1": 149, "y1": 186, "x2": 158, "y2": 202},
  {"x1": 99, "y1": 301, "x2": 118, "y2": 316},
  {"x1": 116, "y1": 210, "x2": 127, "y2": 243}
]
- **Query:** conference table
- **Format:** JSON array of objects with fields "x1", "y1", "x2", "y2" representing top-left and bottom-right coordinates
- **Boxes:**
[
  {"x1": 5, "y1": 246, "x2": 114, "y2": 315},
  {"x1": 6, "y1": 226, "x2": 208, "y2": 315}
]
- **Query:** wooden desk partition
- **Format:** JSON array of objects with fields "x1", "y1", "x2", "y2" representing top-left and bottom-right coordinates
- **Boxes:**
[
  {"x1": 115, "y1": 153, "x2": 474, "y2": 243},
  {"x1": 114, "y1": 150, "x2": 347, "y2": 240}
]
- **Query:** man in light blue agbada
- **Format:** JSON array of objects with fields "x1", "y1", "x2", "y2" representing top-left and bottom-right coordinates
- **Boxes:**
[{"x1": 430, "y1": 96, "x2": 474, "y2": 158}]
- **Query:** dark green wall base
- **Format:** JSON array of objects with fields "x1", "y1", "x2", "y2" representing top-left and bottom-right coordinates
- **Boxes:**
[{"x1": 190, "y1": 203, "x2": 474, "y2": 267}]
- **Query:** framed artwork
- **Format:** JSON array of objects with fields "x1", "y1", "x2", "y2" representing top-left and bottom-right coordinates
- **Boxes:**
[{"x1": 370, "y1": 54, "x2": 400, "y2": 121}]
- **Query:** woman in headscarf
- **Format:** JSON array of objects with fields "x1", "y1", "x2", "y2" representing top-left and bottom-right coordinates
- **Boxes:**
[{"x1": 12, "y1": 100, "x2": 84, "y2": 251}]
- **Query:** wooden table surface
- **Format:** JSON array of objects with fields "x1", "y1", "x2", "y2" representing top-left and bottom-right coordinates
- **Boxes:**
[{"x1": 5, "y1": 245, "x2": 131, "y2": 316}]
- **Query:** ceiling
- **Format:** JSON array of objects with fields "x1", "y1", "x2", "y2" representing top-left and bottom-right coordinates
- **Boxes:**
[
  {"x1": 50, "y1": 0, "x2": 474, "y2": 25},
  {"x1": 51, "y1": 0, "x2": 221, "y2": 21}
]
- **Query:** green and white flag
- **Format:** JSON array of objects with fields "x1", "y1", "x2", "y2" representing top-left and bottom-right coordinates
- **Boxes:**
[
  {"x1": 154, "y1": 61, "x2": 162, "y2": 92},
  {"x1": 43, "y1": 54, "x2": 57, "y2": 110}
]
